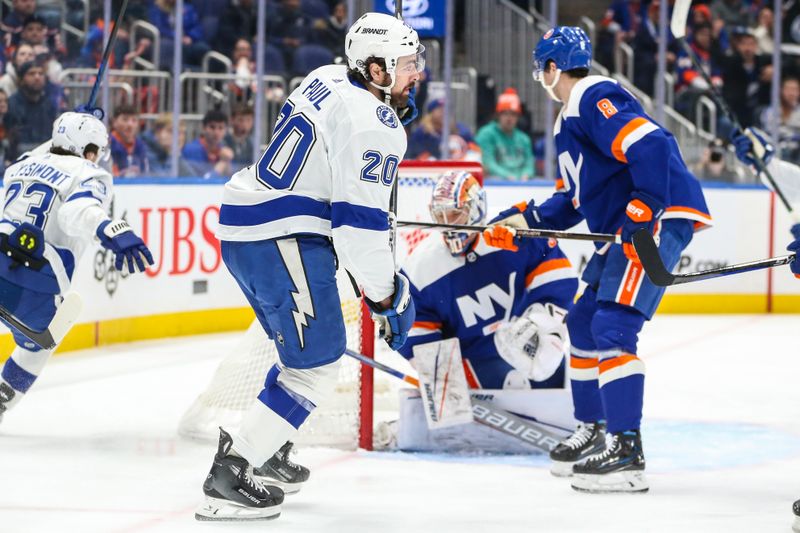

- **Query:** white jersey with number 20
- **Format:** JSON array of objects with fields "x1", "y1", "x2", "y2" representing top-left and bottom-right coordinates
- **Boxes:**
[{"x1": 217, "y1": 64, "x2": 407, "y2": 302}]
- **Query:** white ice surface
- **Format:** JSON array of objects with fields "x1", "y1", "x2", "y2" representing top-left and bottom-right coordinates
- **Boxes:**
[{"x1": 1, "y1": 315, "x2": 799, "y2": 533}]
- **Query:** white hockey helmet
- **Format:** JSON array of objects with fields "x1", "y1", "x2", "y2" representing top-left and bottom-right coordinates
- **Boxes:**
[
  {"x1": 51, "y1": 111, "x2": 109, "y2": 159},
  {"x1": 429, "y1": 170, "x2": 487, "y2": 256},
  {"x1": 345, "y1": 12, "x2": 425, "y2": 101}
]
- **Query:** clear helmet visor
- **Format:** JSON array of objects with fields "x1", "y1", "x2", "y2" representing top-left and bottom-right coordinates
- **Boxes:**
[{"x1": 395, "y1": 44, "x2": 426, "y2": 76}]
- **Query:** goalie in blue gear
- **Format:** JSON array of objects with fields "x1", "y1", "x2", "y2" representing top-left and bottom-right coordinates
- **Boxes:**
[{"x1": 484, "y1": 26, "x2": 711, "y2": 491}]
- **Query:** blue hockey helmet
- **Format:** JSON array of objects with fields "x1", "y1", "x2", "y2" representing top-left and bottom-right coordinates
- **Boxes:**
[{"x1": 532, "y1": 26, "x2": 592, "y2": 82}]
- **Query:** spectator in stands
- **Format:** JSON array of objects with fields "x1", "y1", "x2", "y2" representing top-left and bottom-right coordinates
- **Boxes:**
[
  {"x1": 216, "y1": 0, "x2": 256, "y2": 57},
  {"x1": 596, "y1": 1, "x2": 635, "y2": 69},
  {"x1": 3, "y1": 61, "x2": 60, "y2": 160},
  {"x1": 758, "y1": 76, "x2": 800, "y2": 163},
  {"x1": 692, "y1": 138, "x2": 747, "y2": 183},
  {"x1": 110, "y1": 104, "x2": 149, "y2": 177},
  {"x1": 1, "y1": 0, "x2": 37, "y2": 48},
  {"x1": 0, "y1": 43, "x2": 34, "y2": 97},
  {"x1": 142, "y1": 112, "x2": 193, "y2": 176},
  {"x1": 148, "y1": 0, "x2": 210, "y2": 68},
  {"x1": 267, "y1": 0, "x2": 312, "y2": 65},
  {"x1": 406, "y1": 98, "x2": 478, "y2": 161},
  {"x1": 720, "y1": 28, "x2": 772, "y2": 129},
  {"x1": 633, "y1": 0, "x2": 667, "y2": 97},
  {"x1": 475, "y1": 88, "x2": 534, "y2": 181},
  {"x1": 711, "y1": 0, "x2": 753, "y2": 28},
  {"x1": 753, "y1": 6, "x2": 774, "y2": 55},
  {"x1": 313, "y1": 1, "x2": 347, "y2": 58},
  {"x1": 19, "y1": 14, "x2": 47, "y2": 48},
  {"x1": 675, "y1": 22, "x2": 723, "y2": 121},
  {"x1": 224, "y1": 104, "x2": 254, "y2": 172},
  {"x1": 0, "y1": 88, "x2": 9, "y2": 166},
  {"x1": 182, "y1": 110, "x2": 234, "y2": 178}
]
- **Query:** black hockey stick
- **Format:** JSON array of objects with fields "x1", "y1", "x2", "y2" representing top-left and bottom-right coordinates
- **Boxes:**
[
  {"x1": 671, "y1": 0, "x2": 793, "y2": 214},
  {"x1": 75, "y1": 0, "x2": 130, "y2": 119},
  {"x1": 345, "y1": 349, "x2": 567, "y2": 452},
  {"x1": 631, "y1": 229, "x2": 795, "y2": 286},
  {"x1": 388, "y1": 0, "x2": 403, "y2": 259},
  {"x1": 398, "y1": 220, "x2": 620, "y2": 244}
]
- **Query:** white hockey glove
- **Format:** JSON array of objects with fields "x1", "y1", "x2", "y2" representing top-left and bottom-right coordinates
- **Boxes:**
[{"x1": 493, "y1": 302, "x2": 568, "y2": 382}]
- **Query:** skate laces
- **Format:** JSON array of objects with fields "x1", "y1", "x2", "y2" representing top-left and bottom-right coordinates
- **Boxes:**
[
  {"x1": 563, "y1": 423, "x2": 596, "y2": 450},
  {"x1": 243, "y1": 465, "x2": 269, "y2": 495},
  {"x1": 590, "y1": 433, "x2": 620, "y2": 463}
]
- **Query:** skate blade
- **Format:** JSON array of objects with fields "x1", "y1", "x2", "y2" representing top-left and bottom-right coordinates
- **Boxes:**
[
  {"x1": 549, "y1": 460, "x2": 574, "y2": 478},
  {"x1": 570, "y1": 470, "x2": 649, "y2": 493},
  {"x1": 194, "y1": 497, "x2": 282, "y2": 521}
]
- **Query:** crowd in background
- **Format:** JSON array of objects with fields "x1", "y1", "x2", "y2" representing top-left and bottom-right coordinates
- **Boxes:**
[{"x1": 0, "y1": 0, "x2": 793, "y2": 182}]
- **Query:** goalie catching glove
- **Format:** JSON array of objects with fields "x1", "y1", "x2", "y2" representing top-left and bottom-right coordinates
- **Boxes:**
[
  {"x1": 96, "y1": 219, "x2": 154, "y2": 274},
  {"x1": 367, "y1": 273, "x2": 416, "y2": 350},
  {"x1": 493, "y1": 302, "x2": 568, "y2": 382}
]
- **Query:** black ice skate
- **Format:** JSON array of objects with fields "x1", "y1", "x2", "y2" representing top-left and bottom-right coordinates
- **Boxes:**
[
  {"x1": 195, "y1": 428, "x2": 284, "y2": 521},
  {"x1": 570, "y1": 430, "x2": 649, "y2": 493},
  {"x1": 549, "y1": 421, "x2": 606, "y2": 477},
  {"x1": 253, "y1": 441, "x2": 310, "y2": 494},
  {"x1": 792, "y1": 498, "x2": 800, "y2": 532}
]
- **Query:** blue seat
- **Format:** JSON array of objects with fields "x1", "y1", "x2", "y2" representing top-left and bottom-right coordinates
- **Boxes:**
[
  {"x1": 302, "y1": 0, "x2": 330, "y2": 19},
  {"x1": 291, "y1": 44, "x2": 334, "y2": 76},
  {"x1": 264, "y1": 43, "x2": 287, "y2": 75}
]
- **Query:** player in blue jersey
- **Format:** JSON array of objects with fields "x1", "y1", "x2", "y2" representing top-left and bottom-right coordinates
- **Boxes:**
[
  {"x1": 484, "y1": 27, "x2": 712, "y2": 492},
  {"x1": 196, "y1": 13, "x2": 422, "y2": 521},
  {"x1": 729, "y1": 127, "x2": 800, "y2": 531},
  {"x1": 400, "y1": 171, "x2": 578, "y2": 391}
]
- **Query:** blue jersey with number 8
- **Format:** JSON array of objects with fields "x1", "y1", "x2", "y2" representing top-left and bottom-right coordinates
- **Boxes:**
[{"x1": 217, "y1": 64, "x2": 407, "y2": 302}]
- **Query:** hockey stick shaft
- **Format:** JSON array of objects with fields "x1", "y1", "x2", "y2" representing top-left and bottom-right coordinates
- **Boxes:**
[
  {"x1": 344, "y1": 349, "x2": 566, "y2": 452},
  {"x1": 632, "y1": 229, "x2": 795, "y2": 286},
  {"x1": 397, "y1": 220, "x2": 620, "y2": 244},
  {"x1": 388, "y1": 0, "x2": 403, "y2": 260},
  {"x1": 0, "y1": 292, "x2": 82, "y2": 350},
  {"x1": 670, "y1": 0, "x2": 793, "y2": 214},
  {"x1": 85, "y1": 0, "x2": 130, "y2": 112}
]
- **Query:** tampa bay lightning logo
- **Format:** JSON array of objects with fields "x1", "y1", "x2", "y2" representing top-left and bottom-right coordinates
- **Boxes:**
[{"x1": 376, "y1": 105, "x2": 399, "y2": 128}]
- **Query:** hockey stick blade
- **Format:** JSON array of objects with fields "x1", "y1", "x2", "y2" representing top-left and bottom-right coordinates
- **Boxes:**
[
  {"x1": 632, "y1": 229, "x2": 795, "y2": 286},
  {"x1": 670, "y1": 0, "x2": 691, "y2": 39},
  {"x1": 344, "y1": 349, "x2": 567, "y2": 452},
  {"x1": 397, "y1": 220, "x2": 620, "y2": 244},
  {"x1": 0, "y1": 292, "x2": 82, "y2": 350}
]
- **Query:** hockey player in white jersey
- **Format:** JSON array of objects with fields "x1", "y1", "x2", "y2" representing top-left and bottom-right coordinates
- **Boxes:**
[
  {"x1": 196, "y1": 12, "x2": 422, "y2": 521},
  {"x1": 0, "y1": 112, "x2": 153, "y2": 422},
  {"x1": 729, "y1": 127, "x2": 800, "y2": 532}
]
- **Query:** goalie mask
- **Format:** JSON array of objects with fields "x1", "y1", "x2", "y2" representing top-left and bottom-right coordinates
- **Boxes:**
[{"x1": 429, "y1": 171, "x2": 487, "y2": 256}]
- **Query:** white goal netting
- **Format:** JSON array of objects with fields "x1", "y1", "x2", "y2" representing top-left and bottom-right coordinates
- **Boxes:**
[{"x1": 178, "y1": 161, "x2": 483, "y2": 450}]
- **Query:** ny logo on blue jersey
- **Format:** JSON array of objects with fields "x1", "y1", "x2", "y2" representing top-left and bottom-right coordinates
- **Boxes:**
[
  {"x1": 558, "y1": 151, "x2": 583, "y2": 208},
  {"x1": 455, "y1": 273, "x2": 516, "y2": 328}
]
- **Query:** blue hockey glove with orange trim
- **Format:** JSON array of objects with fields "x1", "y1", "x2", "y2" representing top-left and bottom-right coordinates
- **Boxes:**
[
  {"x1": 621, "y1": 192, "x2": 665, "y2": 262},
  {"x1": 483, "y1": 200, "x2": 541, "y2": 252}
]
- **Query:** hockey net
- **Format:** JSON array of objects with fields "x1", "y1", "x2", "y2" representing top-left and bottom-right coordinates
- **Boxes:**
[{"x1": 178, "y1": 161, "x2": 483, "y2": 450}]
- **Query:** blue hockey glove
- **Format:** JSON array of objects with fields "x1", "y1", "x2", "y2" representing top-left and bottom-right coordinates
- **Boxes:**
[
  {"x1": 96, "y1": 219, "x2": 154, "y2": 274},
  {"x1": 730, "y1": 127, "x2": 774, "y2": 168},
  {"x1": 398, "y1": 85, "x2": 418, "y2": 126},
  {"x1": 483, "y1": 200, "x2": 541, "y2": 251},
  {"x1": 787, "y1": 223, "x2": 800, "y2": 278},
  {"x1": 621, "y1": 192, "x2": 665, "y2": 262},
  {"x1": 368, "y1": 273, "x2": 416, "y2": 350}
]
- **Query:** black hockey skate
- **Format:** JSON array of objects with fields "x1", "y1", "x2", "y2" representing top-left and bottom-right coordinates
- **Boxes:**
[
  {"x1": 195, "y1": 428, "x2": 284, "y2": 521},
  {"x1": 792, "y1": 498, "x2": 800, "y2": 532},
  {"x1": 549, "y1": 421, "x2": 606, "y2": 477},
  {"x1": 253, "y1": 441, "x2": 310, "y2": 495},
  {"x1": 570, "y1": 430, "x2": 649, "y2": 493}
]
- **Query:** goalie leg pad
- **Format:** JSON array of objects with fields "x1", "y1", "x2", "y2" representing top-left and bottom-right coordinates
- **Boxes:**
[{"x1": 233, "y1": 360, "x2": 340, "y2": 466}]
